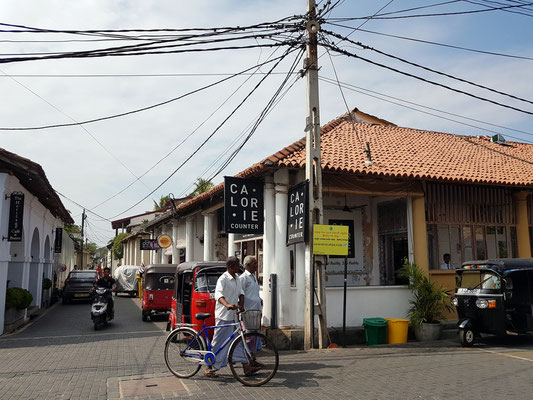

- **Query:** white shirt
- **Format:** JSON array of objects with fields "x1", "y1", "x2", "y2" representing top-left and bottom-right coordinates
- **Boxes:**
[
  {"x1": 440, "y1": 263, "x2": 453, "y2": 270},
  {"x1": 214, "y1": 271, "x2": 242, "y2": 321},
  {"x1": 239, "y1": 270, "x2": 262, "y2": 311}
]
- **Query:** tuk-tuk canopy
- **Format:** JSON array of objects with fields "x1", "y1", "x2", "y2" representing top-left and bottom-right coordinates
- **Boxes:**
[
  {"x1": 144, "y1": 264, "x2": 178, "y2": 275},
  {"x1": 175, "y1": 261, "x2": 227, "y2": 274},
  {"x1": 459, "y1": 258, "x2": 533, "y2": 275}
]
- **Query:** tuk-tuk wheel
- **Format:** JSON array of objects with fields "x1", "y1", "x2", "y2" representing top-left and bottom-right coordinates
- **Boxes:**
[
  {"x1": 142, "y1": 311, "x2": 149, "y2": 322},
  {"x1": 459, "y1": 328, "x2": 475, "y2": 347}
]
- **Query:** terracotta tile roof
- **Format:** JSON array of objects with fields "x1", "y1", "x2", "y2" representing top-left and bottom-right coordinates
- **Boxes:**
[{"x1": 176, "y1": 108, "x2": 533, "y2": 215}]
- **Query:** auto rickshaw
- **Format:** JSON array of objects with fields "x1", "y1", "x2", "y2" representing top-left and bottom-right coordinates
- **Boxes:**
[
  {"x1": 167, "y1": 261, "x2": 226, "y2": 332},
  {"x1": 452, "y1": 258, "x2": 533, "y2": 347},
  {"x1": 141, "y1": 264, "x2": 177, "y2": 321}
]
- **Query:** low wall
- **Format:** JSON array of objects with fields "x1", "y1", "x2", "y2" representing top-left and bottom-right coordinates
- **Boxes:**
[{"x1": 429, "y1": 270, "x2": 458, "y2": 320}]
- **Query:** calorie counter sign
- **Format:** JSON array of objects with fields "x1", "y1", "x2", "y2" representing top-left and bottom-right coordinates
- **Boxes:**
[{"x1": 224, "y1": 176, "x2": 264, "y2": 235}]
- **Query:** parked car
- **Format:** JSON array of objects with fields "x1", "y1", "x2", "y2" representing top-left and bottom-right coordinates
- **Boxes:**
[{"x1": 62, "y1": 270, "x2": 99, "y2": 304}]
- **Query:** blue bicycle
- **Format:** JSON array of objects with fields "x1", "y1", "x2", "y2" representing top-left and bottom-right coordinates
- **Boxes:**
[{"x1": 164, "y1": 309, "x2": 279, "y2": 386}]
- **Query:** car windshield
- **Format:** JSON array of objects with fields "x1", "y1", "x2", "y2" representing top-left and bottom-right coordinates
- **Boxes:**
[
  {"x1": 69, "y1": 272, "x2": 97, "y2": 280},
  {"x1": 459, "y1": 271, "x2": 501, "y2": 289}
]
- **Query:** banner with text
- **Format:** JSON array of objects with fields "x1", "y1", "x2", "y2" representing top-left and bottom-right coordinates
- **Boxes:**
[
  {"x1": 312, "y1": 224, "x2": 349, "y2": 256},
  {"x1": 224, "y1": 176, "x2": 264, "y2": 234},
  {"x1": 8, "y1": 192, "x2": 24, "y2": 242},
  {"x1": 286, "y1": 180, "x2": 308, "y2": 245},
  {"x1": 54, "y1": 227, "x2": 63, "y2": 253}
]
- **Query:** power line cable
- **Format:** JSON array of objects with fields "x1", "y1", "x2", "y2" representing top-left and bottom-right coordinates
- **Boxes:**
[
  {"x1": 0, "y1": 52, "x2": 295, "y2": 131},
  {"x1": 323, "y1": 23, "x2": 533, "y2": 61},
  {"x1": 106, "y1": 45, "x2": 300, "y2": 220},
  {"x1": 323, "y1": 29, "x2": 533, "y2": 106},
  {"x1": 55, "y1": 190, "x2": 111, "y2": 222},
  {"x1": 321, "y1": 42, "x2": 533, "y2": 115},
  {"x1": 463, "y1": 0, "x2": 533, "y2": 16}
]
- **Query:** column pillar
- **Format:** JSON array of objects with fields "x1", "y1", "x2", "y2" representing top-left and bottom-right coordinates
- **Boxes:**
[
  {"x1": 36, "y1": 261, "x2": 43, "y2": 308},
  {"x1": 514, "y1": 192, "x2": 532, "y2": 258},
  {"x1": 203, "y1": 213, "x2": 215, "y2": 261},
  {"x1": 227, "y1": 234, "x2": 235, "y2": 258},
  {"x1": 262, "y1": 175, "x2": 275, "y2": 326},
  {"x1": 185, "y1": 218, "x2": 194, "y2": 262},
  {"x1": 171, "y1": 220, "x2": 179, "y2": 264},
  {"x1": 274, "y1": 169, "x2": 290, "y2": 327},
  {"x1": 160, "y1": 226, "x2": 166, "y2": 264},
  {"x1": 412, "y1": 196, "x2": 429, "y2": 274}
]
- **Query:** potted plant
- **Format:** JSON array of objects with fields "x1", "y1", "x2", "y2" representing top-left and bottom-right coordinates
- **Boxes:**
[
  {"x1": 4, "y1": 287, "x2": 33, "y2": 325},
  {"x1": 397, "y1": 261, "x2": 452, "y2": 341}
]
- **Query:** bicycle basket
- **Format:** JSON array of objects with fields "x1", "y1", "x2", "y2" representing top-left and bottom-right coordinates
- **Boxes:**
[{"x1": 242, "y1": 310, "x2": 261, "y2": 330}]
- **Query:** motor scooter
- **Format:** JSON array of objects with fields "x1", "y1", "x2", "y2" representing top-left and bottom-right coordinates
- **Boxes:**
[{"x1": 91, "y1": 287, "x2": 113, "y2": 330}]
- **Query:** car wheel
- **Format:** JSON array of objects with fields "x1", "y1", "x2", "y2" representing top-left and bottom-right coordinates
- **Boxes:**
[{"x1": 459, "y1": 328, "x2": 475, "y2": 347}]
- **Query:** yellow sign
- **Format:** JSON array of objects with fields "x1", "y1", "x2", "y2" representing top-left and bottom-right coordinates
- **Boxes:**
[
  {"x1": 313, "y1": 224, "x2": 349, "y2": 256},
  {"x1": 157, "y1": 234, "x2": 172, "y2": 249}
]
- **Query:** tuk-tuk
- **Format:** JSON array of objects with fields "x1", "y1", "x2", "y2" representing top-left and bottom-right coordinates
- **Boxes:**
[
  {"x1": 113, "y1": 265, "x2": 139, "y2": 297},
  {"x1": 452, "y1": 258, "x2": 533, "y2": 347},
  {"x1": 141, "y1": 264, "x2": 177, "y2": 321},
  {"x1": 167, "y1": 261, "x2": 226, "y2": 332}
]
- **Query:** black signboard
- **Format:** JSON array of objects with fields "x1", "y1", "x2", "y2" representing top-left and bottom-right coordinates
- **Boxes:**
[
  {"x1": 8, "y1": 192, "x2": 24, "y2": 242},
  {"x1": 328, "y1": 219, "x2": 355, "y2": 258},
  {"x1": 140, "y1": 239, "x2": 160, "y2": 251},
  {"x1": 286, "y1": 181, "x2": 308, "y2": 245},
  {"x1": 54, "y1": 228, "x2": 63, "y2": 253},
  {"x1": 224, "y1": 176, "x2": 264, "y2": 234}
]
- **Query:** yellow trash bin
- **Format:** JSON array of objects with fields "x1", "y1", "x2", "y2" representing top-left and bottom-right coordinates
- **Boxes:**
[{"x1": 386, "y1": 318, "x2": 409, "y2": 344}]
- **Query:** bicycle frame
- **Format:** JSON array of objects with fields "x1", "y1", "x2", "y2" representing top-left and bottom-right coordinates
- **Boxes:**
[{"x1": 181, "y1": 317, "x2": 252, "y2": 364}]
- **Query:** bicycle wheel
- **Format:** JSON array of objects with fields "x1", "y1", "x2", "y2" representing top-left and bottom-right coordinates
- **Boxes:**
[
  {"x1": 164, "y1": 327, "x2": 205, "y2": 378},
  {"x1": 228, "y1": 332, "x2": 279, "y2": 386}
]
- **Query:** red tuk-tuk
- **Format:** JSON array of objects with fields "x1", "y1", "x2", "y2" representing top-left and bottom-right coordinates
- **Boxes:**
[
  {"x1": 141, "y1": 264, "x2": 177, "y2": 321},
  {"x1": 167, "y1": 261, "x2": 226, "y2": 332}
]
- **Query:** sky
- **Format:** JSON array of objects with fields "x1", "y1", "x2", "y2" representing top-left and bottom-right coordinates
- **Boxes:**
[{"x1": 1, "y1": 0, "x2": 532, "y2": 247}]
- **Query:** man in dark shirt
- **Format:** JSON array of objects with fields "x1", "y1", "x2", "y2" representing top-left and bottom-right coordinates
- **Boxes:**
[{"x1": 96, "y1": 267, "x2": 117, "y2": 318}]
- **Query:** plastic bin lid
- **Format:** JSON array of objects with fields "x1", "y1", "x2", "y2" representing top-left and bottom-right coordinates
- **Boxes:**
[{"x1": 363, "y1": 317, "x2": 388, "y2": 326}]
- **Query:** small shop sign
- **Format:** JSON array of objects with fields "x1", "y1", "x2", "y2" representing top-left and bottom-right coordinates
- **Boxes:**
[
  {"x1": 157, "y1": 234, "x2": 172, "y2": 249},
  {"x1": 286, "y1": 181, "x2": 308, "y2": 245},
  {"x1": 224, "y1": 176, "x2": 264, "y2": 234},
  {"x1": 7, "y1": 192, "x2": 24, "y2": 242},
  {"x1": 140, "y1": 239, "x2": 161, "y2": 251},
  {"x1": 54, "y1": 227, "x2": 63, "y2": 253}
]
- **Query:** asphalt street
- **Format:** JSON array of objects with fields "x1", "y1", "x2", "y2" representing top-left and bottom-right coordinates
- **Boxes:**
[{"x1": 1, "y1": 296, "x2": 532, "y2": 400}]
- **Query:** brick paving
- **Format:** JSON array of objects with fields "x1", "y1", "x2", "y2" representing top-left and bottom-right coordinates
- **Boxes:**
[{"x1": 1, "y1": 296, "x2": 532, "y2": 399}]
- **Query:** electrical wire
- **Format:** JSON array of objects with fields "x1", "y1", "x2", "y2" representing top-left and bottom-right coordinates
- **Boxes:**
[
  {"x1": 106, "y1": 45, "x2": 300, "y2": 220},
  {"x1": 323, "y1": 29, "x2": 533, "y2": 106},
  {"x1": 323, "y1": 23, "x2": 533, "y2": 61},
  {"x1": 321, "y1": 42, "x2": 533, "y2": 115},
  {"x1": 0, "y1": 52, "x2": 296, "y2": 131}
]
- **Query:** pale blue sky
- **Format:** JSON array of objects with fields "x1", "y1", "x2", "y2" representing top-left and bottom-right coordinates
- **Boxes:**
[{"x1": 0, "y1": 1, "x2": 531, "y2": 245}]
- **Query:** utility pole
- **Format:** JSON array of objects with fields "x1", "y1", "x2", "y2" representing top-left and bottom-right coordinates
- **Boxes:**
[
  {"x1": 304, "y1": 0, "x2": 327, "y2": 350},
  {"x1": 81, "y1": 209, "x2": 86, "y2": 270}
]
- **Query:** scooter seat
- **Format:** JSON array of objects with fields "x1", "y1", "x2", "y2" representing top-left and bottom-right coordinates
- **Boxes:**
[{"x1": 195, "y1": 313, "x2": 212, "y2": 320}]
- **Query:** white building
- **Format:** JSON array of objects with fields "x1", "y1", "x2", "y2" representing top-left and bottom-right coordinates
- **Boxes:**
[{"x1": 0, "y1": 148, "x2": 74, "y2": 334}]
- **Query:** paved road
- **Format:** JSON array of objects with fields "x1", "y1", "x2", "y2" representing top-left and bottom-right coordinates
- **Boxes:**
[{"x1": 1, "y1": 296, "x2": 533, "y2": 399}]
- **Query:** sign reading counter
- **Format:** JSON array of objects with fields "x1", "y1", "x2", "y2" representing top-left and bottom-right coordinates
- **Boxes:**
[
  {"x1": 286, "y1": 180, "x2": 308, "y2": 245},
  {"x1": 224, "y1": 176, "x2": 264, "y2": 234},
  {"x1": 313, "y1": 224, "x2": 349, "y2": 256}
]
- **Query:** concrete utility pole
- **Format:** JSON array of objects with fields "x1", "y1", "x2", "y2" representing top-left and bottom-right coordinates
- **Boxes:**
[
  {"x1": 304, "y1": 0, "x2": 327, "y2": 350},
  {"x1": 80, "y1": 209, "x2": 86, "y2": 269}
]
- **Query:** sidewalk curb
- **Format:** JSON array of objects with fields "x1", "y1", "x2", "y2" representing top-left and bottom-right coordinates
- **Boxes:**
[{"x1": 1, "y1": 300, "x2": 61, "y2": 337}]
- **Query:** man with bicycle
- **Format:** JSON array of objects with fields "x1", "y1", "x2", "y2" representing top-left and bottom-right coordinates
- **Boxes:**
[{"x1": 205, "y1": 256, "x2": 259, "y2": 378}]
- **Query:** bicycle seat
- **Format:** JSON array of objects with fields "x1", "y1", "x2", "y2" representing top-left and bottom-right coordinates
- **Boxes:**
[{"x1": 195, "y1": 313, "x2": 212, "y2": 320}]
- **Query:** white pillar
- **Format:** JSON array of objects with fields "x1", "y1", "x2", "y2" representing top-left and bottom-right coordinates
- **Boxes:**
[
  {"x1": 0, "y1": 174, "x2": 9, "y2": 332},
  {"x1": 186, "y1": 218, "x2": 194, "y2": 262},
  {"x1": 172, "y1": 221, "x2": 179, "y2": 264},
  {"x1": 36, "y1": 261, "x2": 43, "y2": 308},
  {"x1": 227, "y1": 234, "x2": 235, "y2": 258},
  {"x1": 203, "y1": 213, "x2": 214, "y2": 261},
  {"x1": 261, "y1": 176, "x2": 275, "y2": 326},
  {"x1": 150, "y1": 231, "x2": 157, "y2": 265},
  {"x1": 274, "y1": 169, "x2": 290, "y2": 327}
]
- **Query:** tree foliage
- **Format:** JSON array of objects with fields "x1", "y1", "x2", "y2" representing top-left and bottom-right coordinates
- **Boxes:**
[
  {"x1": 112, "y1": 233, "x2": 129, "y2": 260},
  {"x1": 190, "y1": 178, "x2": 214, "y2": 197},
  {"x1": 153, "y1": 195, "x2": 170, "y2": 211}
]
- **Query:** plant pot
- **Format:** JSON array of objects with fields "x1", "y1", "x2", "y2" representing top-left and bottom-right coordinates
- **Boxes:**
[
  {"x1": 4, "y1": 308, "x2": 25, "y2": 325},
  {"x1": 413, "y1": 322, "x2": 442, "y2": 342}
]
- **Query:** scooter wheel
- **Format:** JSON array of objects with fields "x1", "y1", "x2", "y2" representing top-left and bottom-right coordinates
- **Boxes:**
[
  {"x1": 459, "y1": 328, "x2": 475, "y2": 347},
  {"x1": 94, "y1": 322, "x2": 99, "y2": 331}
]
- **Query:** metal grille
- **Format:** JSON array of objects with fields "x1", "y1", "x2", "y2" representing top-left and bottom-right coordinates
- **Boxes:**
[{"x1": 425, "y1": 183, "x2": 515, "y2": 225}]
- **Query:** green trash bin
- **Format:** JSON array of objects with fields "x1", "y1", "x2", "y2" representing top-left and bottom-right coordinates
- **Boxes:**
[{"x1": 363, "y1": 318, "x2": 388, "y2": 345}]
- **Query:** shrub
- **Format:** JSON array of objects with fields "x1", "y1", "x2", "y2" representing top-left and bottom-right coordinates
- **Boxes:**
[
  {"x1": 42, "y1": 278, "x2": 53, "y2": 290},
  {"x1": 5, "y1": 287, "x2": 33, "y2": 310}
]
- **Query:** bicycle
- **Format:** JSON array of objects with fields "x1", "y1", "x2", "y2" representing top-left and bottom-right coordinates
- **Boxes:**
[{"x1": 164, "y1": 309, "x2": 279, "y2": 386}]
